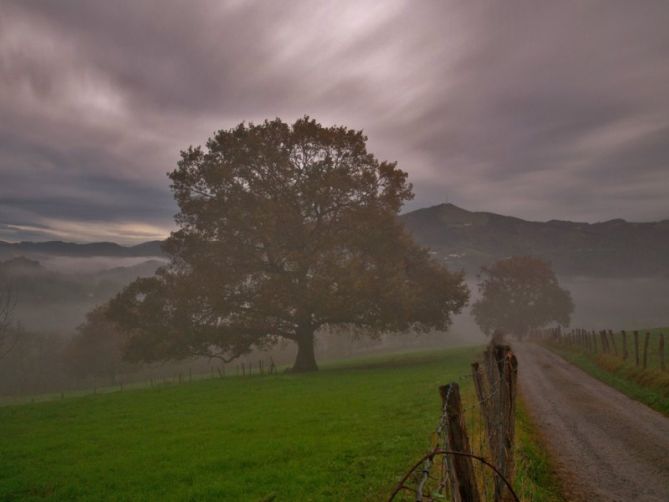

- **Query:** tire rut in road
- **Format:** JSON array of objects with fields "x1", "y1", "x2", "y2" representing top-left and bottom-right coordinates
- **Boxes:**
[{"x1": 514, "y1": 342, "x2": 669, "y2": 502}]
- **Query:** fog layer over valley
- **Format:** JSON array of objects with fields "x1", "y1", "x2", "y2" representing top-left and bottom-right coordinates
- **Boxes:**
[
  {"x1": 6, "y1": 255, "x2": 667, "y2": 341},
  {"x1": 1, "y1": 212, "x2": 668, "y2": 399},
  {"x1": 0, "y1": 255, "x2": 165, "y2": 333}
]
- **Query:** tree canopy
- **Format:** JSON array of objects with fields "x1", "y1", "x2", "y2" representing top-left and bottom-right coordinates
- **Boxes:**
[
  {"x1": 108, "y1": 117, "x2": 468, "y2": 371},
  {"x1": 65, "y1": 305, "x2": 125, "y2": 384},
  {"x1": 472, "y1": 256, "x2": 573, "y2": 337}
]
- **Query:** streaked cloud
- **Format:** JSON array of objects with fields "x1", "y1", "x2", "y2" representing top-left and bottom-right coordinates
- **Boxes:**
[{"x1": 1, "y1": 0, "x2": 668, "y2": 243}]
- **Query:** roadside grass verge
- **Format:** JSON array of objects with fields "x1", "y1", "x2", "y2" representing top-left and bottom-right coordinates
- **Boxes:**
[
  {"x1": 513, "y1": 397, "x2": 564, "y2": 502},
  {"x1": 544, "y1": 328, "x2": 669, "y2": 416},
  {"x1": 460, "y1": 361, "x2": 565, "y2": 502}
]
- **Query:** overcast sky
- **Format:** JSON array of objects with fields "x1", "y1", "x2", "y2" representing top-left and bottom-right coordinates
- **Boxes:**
[{"x1": 1, "y1": 1, "x2": 668, "y2": 243}]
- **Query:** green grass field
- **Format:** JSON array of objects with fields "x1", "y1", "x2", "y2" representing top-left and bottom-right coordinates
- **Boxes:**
[
  {"x1": 1, "y1": 346, "x2": 561, "y2": 501},
  {"x1": 546, "y1": 327, "x2": 669, "y2": 416}
]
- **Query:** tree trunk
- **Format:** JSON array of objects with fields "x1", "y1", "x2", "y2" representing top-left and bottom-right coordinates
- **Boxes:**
[{"x1": 292, "y1": 329, "x2": 318, "y2": 372}]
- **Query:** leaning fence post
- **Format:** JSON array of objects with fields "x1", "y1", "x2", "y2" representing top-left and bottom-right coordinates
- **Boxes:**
[
  {"x1": 621, "y1": 330, "x2": 628, "y2": 360},
  {"x1": 490, "y1": 344, "x2": 517, "y2": 502},
  {"x1": 643, "y1": 332, "x2": 650, "y2": 369},
  {"x1": 659, "y1": 334, "x2": 666, "y2": 371},
  {"x1": 600, "y1": 331, "x2": 609, "y2": 353},
  {"x1": 472, "y1": 362, "x2": 496, "y2": 462},
  {"x1": 439, "y1": 383, "x2": 479, "y2": 502},
  {"x1": 634, "y1": 331, "x2": 640, "y2": 366},
  {"x1": 502, "y1": 350, "x2": 518, "y2": 500},
  {"x1": 608, "y1": 330, "x2": 618, "y2": 356}
]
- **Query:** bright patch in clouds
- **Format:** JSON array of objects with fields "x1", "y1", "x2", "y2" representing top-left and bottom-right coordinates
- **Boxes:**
[
  {"x1": 5, "y1": 220, "x2": 170, "y2": 244},
  {"x1": 1, "y1": 0, "x2": 668, "y2": 242}
]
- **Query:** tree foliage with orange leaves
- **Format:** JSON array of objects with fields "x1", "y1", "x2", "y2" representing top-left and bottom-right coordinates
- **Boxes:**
[
  {"x1": 472, "y1": 256, "x2": 573, "y2": 338},
  {"x1": 108, "y1": 117, "x2": 468, "y2": 371}
]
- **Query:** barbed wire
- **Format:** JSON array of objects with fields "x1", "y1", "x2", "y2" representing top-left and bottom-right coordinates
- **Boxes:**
[
  {"x1": 388, "y1": 449, "x2": 520, "y2": 502},
  {"x1": 389, "y1": 352, "x2": 518, "y2": 502}
]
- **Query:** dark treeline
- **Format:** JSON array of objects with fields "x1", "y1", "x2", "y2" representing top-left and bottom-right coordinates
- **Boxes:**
[{"x1": 0, "y1": 321, "x2": 470, "y2": 398}]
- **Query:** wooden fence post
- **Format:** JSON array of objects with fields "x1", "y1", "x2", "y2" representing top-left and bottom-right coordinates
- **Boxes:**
[
  {"x1": 494, "y1": 345, "x2": 518, "y2": 502},
  {"x1": 659, "y1": 334, "x2": 666, "y2": 371},
  {"x1": 439, "y1": 383, "x2": 480, "y2": 502},
  {"x1": 600, "y1": 331, "x2": 609, "y2": 353},
  {"x1": 643, "y1": 332, "x2": 650, "y2": 369},
  {"x1": 471, "y1": 362, "x2": 495, "y2": 456},
  {"x1": 608, "y1": 330, "x2": 618, "y2": 356},
  {"x1": 621, "y1": 330, "x2": 628, "y2": 360},
  {"x1": 634, "y1": 331, "x2": 640, "y2": 367}
]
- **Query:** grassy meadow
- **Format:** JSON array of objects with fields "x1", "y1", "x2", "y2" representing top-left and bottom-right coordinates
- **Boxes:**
[{"x1": 1, "y1": 346, "x2": 561, "y2": 501}]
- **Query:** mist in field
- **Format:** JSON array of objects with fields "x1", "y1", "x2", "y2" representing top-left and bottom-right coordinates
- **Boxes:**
[
  {"x1": 38, "y1": 255, "x2": 166, "y2": 275},
  {"x1": 11, "y1": 256, "x2": 667, "y2": 339},
  {"x1": 560, "y1": 276, "x2": 669, "y2": 330},
  {"x1": 2, "y1": 256, "x2": 164, "y2": 333},
  {"x1": 2, "y1": 248, "x2": 667, "y2": 400}
]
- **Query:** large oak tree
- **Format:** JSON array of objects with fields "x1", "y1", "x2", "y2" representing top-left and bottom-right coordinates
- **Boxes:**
[
  {"x1": 109, "y1": 118, "x2": 468, "y2": 371},
  {"x1": 472, "y1": 256, "x2": 573, "y2": 338}
]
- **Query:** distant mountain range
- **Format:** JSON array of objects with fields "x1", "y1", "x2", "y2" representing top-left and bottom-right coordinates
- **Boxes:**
[
  {"x1": 0, "y1": 240, "x2": 164, "y2": 259},
  {"x1": 400, "y1": 204, "x2": 669, "y2": 277},
  {"x1": 1, "y1": 204, "x2": 668, "y2": 278}
]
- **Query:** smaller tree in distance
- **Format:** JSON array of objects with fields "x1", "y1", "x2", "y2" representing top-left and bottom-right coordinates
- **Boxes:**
[
  {"x1": 65, "y1": 305, "x2": 125, "y2": 385},
  {"x1": 472, "y1": 256, "x2": 573, "y2": 338}
]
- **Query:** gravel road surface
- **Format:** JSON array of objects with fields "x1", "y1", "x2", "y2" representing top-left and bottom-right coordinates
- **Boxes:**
[{"x1": 514, "y1": 342, "x2": 669, "y2": 501}]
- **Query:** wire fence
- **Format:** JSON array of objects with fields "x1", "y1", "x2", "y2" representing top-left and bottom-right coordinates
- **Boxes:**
[
  {"x1": 389, "y1": 340, "x2": 519, "y2": 502},
  {"x1": 531, "y1": 327, "x2": 667, "y2": 371},
  {"x1": 0, "y1": 356, "x2": 280, "y2": 407}
]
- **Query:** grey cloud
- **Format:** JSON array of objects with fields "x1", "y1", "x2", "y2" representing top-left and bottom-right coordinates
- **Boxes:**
[{"x1": 1, "y1": 0, "x2": 668, "y2": 242}]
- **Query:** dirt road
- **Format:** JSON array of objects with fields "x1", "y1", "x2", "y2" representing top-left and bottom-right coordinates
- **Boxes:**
[{"x1": 514, "y1": 342, "x2": 669, "y2": 501}]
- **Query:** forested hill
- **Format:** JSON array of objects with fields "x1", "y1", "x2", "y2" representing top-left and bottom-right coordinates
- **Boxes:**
[
  {"x1": 400, "y1": 203, "x2": 669, "y2": 277},
  {"x1": 0, "y1": 240, "x2": 164, "y2": 258},
  {"x1": 2, "y1": 205, "x2": 668, "y2": 278}
]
